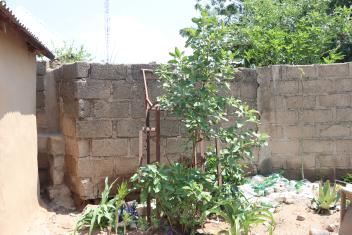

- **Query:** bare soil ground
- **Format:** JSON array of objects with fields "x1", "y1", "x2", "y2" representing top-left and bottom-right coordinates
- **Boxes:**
[
  {"x1": 199, "y1": 199, "x2": 339, "y2": 235},
  {"x1": 26, "y1": 198, "x2": 340, "y2": 235}
]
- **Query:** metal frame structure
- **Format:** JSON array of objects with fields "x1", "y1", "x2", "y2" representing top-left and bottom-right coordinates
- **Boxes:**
[{"x1": 139, "y1": 69, "x2": 161, "y2": 222}]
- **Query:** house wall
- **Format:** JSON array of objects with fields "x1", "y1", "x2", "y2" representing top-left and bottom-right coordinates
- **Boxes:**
[
  {"x1": 0, "y1": 25, "x2": 39, "y2": 234},
  {"x1": 41, "y1": 62, "x2": 352, "y2": 201}
]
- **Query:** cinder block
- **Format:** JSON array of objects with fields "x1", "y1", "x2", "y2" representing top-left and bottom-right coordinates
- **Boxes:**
[
  {"x1": 256, "y1": 67, "x2": 272, "y2": 84},
  {"x1": 75, "y1": 80, "x2": 111, "y2": 99},
  {"x1": 166, "y1": 137, "x2": 190, "y2": 154},
  {"x1": 148, "y1": 81, "x2": 163, "y2": 101},
  {"x1": 92, "y1": 139, "x2": 128, "y2": 157},
  {"x1": 128, "y1": 138, "x2": 140, "y2": 158},
  {"x1": 317, "y1": 63, "x2": 349, "y2": 78},
  {"x1": 131, "y1": 82, "x2": 145, "y2": 100},
  {"x1": 131, "y1": 64, "x2": 157, "y2": 81},
  {"x1": 36, "y1": 111, "x2": 47, "y2": 130},
  {"x1": 62, "y1": 99, "x2": 90, "y2": 119},
  {"x1": 336, "y1": 108, "x2": 352, "y2": 122},
  {"x1": 115, "y1": 119, "x2": 144, "y2": 137},
  {"x1": 77, "y1": 157, "x2": 115, "y2": 178},
  {"x1": 283, "y1": 65, "x2": 317, "y2": 79},
  {"x1": 115, "y1": 156, "x2": 139, "y2": 175},
  {"x1": 50, "y1": 166, "x2": 64, "y2": 185},
  {"x1": 161, "y1": 120, "x2": 181, "y2": 136},
  {"x1": 37, "y1": 61, "x2": 47, "y2": 75},
  {"x1": 303, "y1": 80, "x2": 335, "y2": 94},
  {"x1": 90, "y1": 63, "x2": 127, "y2": 80},
  {"x1": 60, "y1": 81, "x2": 75, "y2": 100},
  {"x1": 234, "y1": 68, "x2": 257, "y2": 81},
  {"x1": 65, "y1": 137, "x2": 91, "y2": 157},
  {"x1": 77, "y1": 178, "x2": 96, "y2": 199},
  {"x1": 303, "y1": 140, "x2": 334, "y2": 153},
  {"x1": 318, "y1": 94, "x2": 350, "y2": 107},
  {"x1": 36, "y1": 91, "x2": 45, "y2": 109},
  {"x1": 76, "y1": 120, "x2": 112, "y2": 138},
  {"x1": 285, "y1": 96, "x2": 316, "y2": 109},
  {"x1": 38, "y1": 134, "x2": 49, "y2": 153},
  {"x1": 240, "y1": 83, "x2": 257, "y2": 99},
  {"x1": 260, "y1": 124, "x2": 284, "y2": 139},
  {"x1": 336, "y1": 140, "x2": 352, "y2": 153},
  {"x1": 130, "y1": 99, "x2": 145, "y2": 118},
  {"x1": 36, "y1": 77, "x2": 44, "y2": 91},
  {"x1": 63, "y1": 62, "x2": 90, "y2": 80},
  {"x1": 49, "y1": 154, "x2": 65, "y2": 169},
  {"x1": 270, "y1": 81, "x2": 298, "y2": 94},
  {"x1": 92, "y1": 100, "x2": 130, "y2": 118},
  {"x1": 47, "y1": 135, "x2": 65, "y2": 155},
  {"x1": 270, "y1": 157, "x2": 287, "y2": 169},
  {"x1": 284, "y1": 125, "x2": 316, "y2": 138},
  {"x1": 270, "y1": 140, "x2": 299, "y2": 154},
  {"x1": 336, "y1": 78, "x2": 352, "y2": 92},
  {"x1": 317, "y1": 155, "x2": 351, "y2": 168},
  {"x1": 53, "y1": 65, "x2": 63, "y2": 80},
  {"x1": 261, "y1": 111, "x2": 298, "y2": 125},
  {"x1": 319, "y1": 124, "x2": 350, "y2": 137},
  {"x1": 302, "y1": 109, "x2": 333, "y2": 123},
  {"x1": 112, "y1": 80, "x2": 132, "y2": 99},
  {"x1": 61, "y1": 116, "x2": 76, "y2": 137},
  {"x1": 38, "y1": 152, "x2": 49, "y2": 169},
  {"x1": 78, "y1": 99, "x2": 91, "y2": 118}
]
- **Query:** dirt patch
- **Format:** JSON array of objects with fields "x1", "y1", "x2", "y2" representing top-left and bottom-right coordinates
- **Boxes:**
[{"x1": 26, "y1": 198, "x2": 340, "y2": 235}]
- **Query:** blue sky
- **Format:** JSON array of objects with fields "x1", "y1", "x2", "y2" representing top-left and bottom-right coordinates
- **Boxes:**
[{"x1": 5, "y1": 0, "x2": 198, "y2": 63}]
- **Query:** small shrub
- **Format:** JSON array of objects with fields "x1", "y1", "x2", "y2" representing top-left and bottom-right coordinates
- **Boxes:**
[
  {"x1": 130, "y1": 163, "x2": 214, "y2": 234},
  {"x1": 311, "y1": 180, "x2": 340, "y2": 214},
  {"x1": 53, "y1": 41, "x2": 92, "y2": 63},
  {"x1": 74, "y1": 178, "x2": 129, "y2": 235},
  {"x1": 211, "y1": 198, "x2": 274, "y2": 235}
]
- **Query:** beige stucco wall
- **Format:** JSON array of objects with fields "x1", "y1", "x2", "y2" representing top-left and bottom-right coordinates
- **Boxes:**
[{"x1": 0, "y1": 25, "x2": 39, "y2": 234}]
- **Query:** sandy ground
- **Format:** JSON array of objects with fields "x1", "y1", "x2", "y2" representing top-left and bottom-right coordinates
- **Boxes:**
[
  {"x1": 25, "y1": 198, "x2": 340, "y2": 235},
  {"x1": 199, "y1": 199, "x2": 340, "y2": 235}
]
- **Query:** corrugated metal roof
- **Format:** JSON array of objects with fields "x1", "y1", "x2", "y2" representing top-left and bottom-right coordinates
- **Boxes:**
[{"x1": 0, "y1": 1, "x2": 54, "y2": 59}]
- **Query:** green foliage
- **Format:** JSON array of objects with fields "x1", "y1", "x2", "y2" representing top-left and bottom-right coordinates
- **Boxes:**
[
  {"x1": 199, "y1": 0, "x2": 352, "y2": 67},
  {"x1": 341, "y1": 173, "x2": 352, "y2": 183},
  {"x1": 74, "y1": 178, "x2": 129, "y2": 235},
  {"x1": 131, "y1": 163, "x2": 214, "y2": 234},
  {"x1": 53, "y1": 42, "x2": 92, "y2": 63},
  {"x1": 156, "y1": 6, "x2": 267, "y2": 186},
  {"x1": 311, "y1": 180, "x2": 340, "y2": 214},
  {"x1": 136, "y1": 216, "x2": 149, "y2": 232},
  {"x1": 211, "y1": 198, "x2": 274, "y2": 235}
]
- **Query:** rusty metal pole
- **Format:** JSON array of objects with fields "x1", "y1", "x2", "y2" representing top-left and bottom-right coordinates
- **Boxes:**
[
  {"x1": 215, "y1": 138, "x2": 222, "y2": 186},
  {"x1": 156, "y1": 107, "x2": 161, "y2": 163},
  {"x1": 146, "y1": 110, "x2": 151, "y2": 224}
]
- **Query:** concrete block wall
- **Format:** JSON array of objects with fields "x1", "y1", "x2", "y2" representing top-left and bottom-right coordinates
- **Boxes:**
[
  {"x1": 51, "y1": 63, "x2": 258, "y2": 200},
  {"x1": 36, "y1": 61, "x2": 73, "y2": 208},
  {"x1": 257, "y1": 63, "x2": 352, "y2": 179},
  {"x1": 40, "y1": 61, "x2": 352, "y2": 201}
]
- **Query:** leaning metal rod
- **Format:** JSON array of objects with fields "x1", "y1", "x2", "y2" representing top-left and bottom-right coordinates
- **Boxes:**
[{"x1": 146, "y1": 109, "x2": 151, "y2": 224}]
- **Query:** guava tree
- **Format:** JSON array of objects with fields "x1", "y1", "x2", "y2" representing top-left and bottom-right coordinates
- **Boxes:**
[{"x1": 156, "y1": 6, "x2": 267, "y2": 185}]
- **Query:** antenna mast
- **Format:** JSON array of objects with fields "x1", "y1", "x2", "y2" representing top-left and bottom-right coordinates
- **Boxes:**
[{"x1": 104, "y1": 0, "x2": 110, "y2": 63}]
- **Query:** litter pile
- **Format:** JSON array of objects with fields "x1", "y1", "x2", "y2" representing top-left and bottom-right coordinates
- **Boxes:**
[{"x1": 240, "y1": 174, "x2": 319, "y2": 209}]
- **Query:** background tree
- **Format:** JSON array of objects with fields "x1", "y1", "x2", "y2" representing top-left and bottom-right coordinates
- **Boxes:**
[
  {"x1": 53, "y1": 41, "x2": 92, "y2": 63},
  {"x1": 198, "y1": 0, "x2": 352, "y2": 67}
]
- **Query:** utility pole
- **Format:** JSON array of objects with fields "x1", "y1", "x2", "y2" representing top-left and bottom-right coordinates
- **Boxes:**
[{"x1": 104, "y1": 0, "x2": 110, "y2": 63}]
